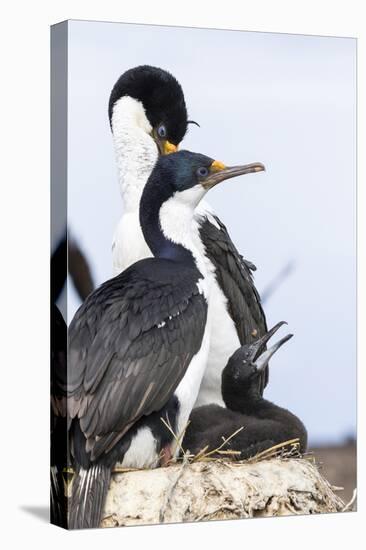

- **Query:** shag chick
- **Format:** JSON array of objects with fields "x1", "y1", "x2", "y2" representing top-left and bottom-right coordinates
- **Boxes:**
[{"x1": 184, "y1": 322, "x2": 307, "y2": 459}]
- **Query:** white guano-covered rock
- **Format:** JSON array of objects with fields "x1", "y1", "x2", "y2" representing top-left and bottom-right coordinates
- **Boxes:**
[{"x1": 100, "y1": 458, "x2": 346, "y2": 528}]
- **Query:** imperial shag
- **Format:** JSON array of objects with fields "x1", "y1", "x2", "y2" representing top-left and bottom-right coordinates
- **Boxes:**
[
  {"x1": 184, "y1": 322, "x2": 308, "y2": 458},
  {"x1": 68, "y1": 150, "x2": 263, "y2": 529},
  {"x1": 109, "y1": 65, "x2": 268, "y2": 406}
]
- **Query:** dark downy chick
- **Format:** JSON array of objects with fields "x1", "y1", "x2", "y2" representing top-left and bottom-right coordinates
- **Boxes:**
[{"x1": 184, "y1": 322, "x2": 307, "y2": 459}]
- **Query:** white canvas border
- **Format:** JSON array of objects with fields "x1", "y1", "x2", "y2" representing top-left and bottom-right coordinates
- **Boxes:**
[{"x1": 0, "y1": 1, "x2": 363, "y2": 549}]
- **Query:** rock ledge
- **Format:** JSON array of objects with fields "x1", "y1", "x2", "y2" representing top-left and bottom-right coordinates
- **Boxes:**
[{"x1": 101, "y1": 458, "x2": 346, "y2": 528}]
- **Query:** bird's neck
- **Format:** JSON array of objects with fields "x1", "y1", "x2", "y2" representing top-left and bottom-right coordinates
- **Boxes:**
[
  {"x1": 140, "y1": 190, "x2": 206, "y2": 274},
  {"x1": 223, "y1": 385, "x2": 283, "y2": 419},
  {"x1": 111, "y1": 96, "x2": 158, "y2": 213}
]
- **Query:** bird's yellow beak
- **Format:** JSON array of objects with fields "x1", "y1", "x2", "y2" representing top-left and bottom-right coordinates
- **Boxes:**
[{"x1": 163, "y1": 141, "x2": 178, "y2": 155}]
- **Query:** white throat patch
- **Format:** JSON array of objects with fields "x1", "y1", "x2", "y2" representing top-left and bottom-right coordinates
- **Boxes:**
[
  {"x1": 159, "y1": 187, "x2": 209, "y2": 297},
  {"x1": 111, "y1": 96, "x2": 158, "y2": 212}
]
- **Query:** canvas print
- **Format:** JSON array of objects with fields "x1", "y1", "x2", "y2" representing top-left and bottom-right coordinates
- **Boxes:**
[{"x1": 50, "y1": 20, "x2": 356, "y2": 529}]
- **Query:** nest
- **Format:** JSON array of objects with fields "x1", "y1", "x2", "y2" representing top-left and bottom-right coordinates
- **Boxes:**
[{"x1": 99, "y1": 425, "x2": 351, "y2": 528}]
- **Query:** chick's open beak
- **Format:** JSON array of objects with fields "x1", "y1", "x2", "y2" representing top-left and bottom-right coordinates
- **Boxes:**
[
  {"x1": 202, "y1": 160, "x2": 265, "y2": 189},
  {"x1": 255, "y1": 333, "x2": 293, "y2": 373},
  {"x1": 246, "y1": 322, "x2": 293, "y2": 373}
]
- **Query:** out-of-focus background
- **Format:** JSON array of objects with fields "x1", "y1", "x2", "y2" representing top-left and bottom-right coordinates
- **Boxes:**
[{"x1": 52, "y1": 20, "x2": 356, "y2": 502}]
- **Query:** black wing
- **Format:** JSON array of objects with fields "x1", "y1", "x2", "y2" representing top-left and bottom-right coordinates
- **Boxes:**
[
  {"x1": 198, "y1": 215, "x2": 268, "y2": 388},
  {"x1": 198, "y1": 215, "x2": 267, "y2": 343},
  {"x1": 50, "y1": 303, "x2": 68, "y2": 527},
  {"x1": 68, "y1": 259, "x2": 207, "y2": 460}
]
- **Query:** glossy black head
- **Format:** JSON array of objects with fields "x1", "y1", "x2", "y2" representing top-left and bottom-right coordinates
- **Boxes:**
[
  {"x1": 108, "y1": 65, "x2": 188, "y2": 147},
  {"x1": 144, "y1": 150, "x2": 266, "y2": 201},
  {"x1": 222, "y1": 323, "x2": 293, "y2": 409},
  {"x1": 139, "y1": 151, "x2": 216, "y2": 261},
  {"x1": 151, "y1": 150, "x2": 216, "y2": 195},
  {"x1": 140, "y1": 150, "x2": 265, "y2": 261}
]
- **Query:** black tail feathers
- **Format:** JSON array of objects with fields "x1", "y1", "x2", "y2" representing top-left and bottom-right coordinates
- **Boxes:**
[
  {"x1": 50, "y1": 465, "x2": 68, "y2": 528},
  {"x1": 69, "y1": 464, "x2": 111, "y2": 530}
]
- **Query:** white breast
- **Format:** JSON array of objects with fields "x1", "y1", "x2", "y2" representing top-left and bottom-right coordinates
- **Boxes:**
[
  {"x1": 118, "y1": 427, "x2": 159, "y2": 469},
  {"x1": 192, "y1": 202, "x2": 241, "y2": 406},
  {"x1": 173, "y1": 318, "x2": 211, "y2": 455},
  {"x1": 194, "y1": 281, "x2": 240, "y2": 407},
  {"x1": 111, "y1": 96, "x2": 157, "y2": 275}
]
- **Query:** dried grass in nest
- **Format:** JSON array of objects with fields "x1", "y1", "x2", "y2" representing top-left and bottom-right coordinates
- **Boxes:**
[
  {"x1": 110, "y1": 419, "x2": 306, "y2": 476},
  {"x1": 160, "y1": 416, "x2": 305, "y2": 466},
  {"x1": 64, "y1": 420, "x2": 305, "y2": 479}
]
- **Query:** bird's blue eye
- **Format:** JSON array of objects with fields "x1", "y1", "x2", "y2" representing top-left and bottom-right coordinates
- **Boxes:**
[
  {"x1": 197, "y1": 167, "x2": 209, "y2": 178},
  {"x1": 157, "y1": 124, "x2": 167, "y2": 138}
]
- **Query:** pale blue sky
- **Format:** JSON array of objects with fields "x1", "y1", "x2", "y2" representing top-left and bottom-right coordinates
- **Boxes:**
[{"x1": 59, "y1": 20, "x2": 356, "y2": 444}]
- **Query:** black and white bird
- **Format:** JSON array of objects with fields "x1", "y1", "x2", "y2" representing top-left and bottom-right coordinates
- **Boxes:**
[
  {"x1": 68, "y1": 150, "x2": 264, "y2": 529},
  {"x1": 109, "y1": 65, "x2": 268, "y2": 407},
  {"x1": 184, "y1": 322, "x2": 308, "y2": 458}
]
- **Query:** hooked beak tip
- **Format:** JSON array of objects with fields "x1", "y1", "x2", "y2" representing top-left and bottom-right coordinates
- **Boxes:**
[
  {"x1": 202, "y1": 161, "x2": 266, "y2": 190},
  {"x1": 255, "y1": 333, "x2": 293, "y2": 372}
]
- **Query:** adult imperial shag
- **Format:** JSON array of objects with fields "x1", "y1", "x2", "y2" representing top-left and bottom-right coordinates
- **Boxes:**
[
  {"x1": 68, "y1": 150, "x2": 264, "y2": 529},
  {"x1": 184, "y1": 322, "x2": 308, "y2": 458},
  {"x1": 109, "y1": 65, "x2": 268, "y2": 406}
]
